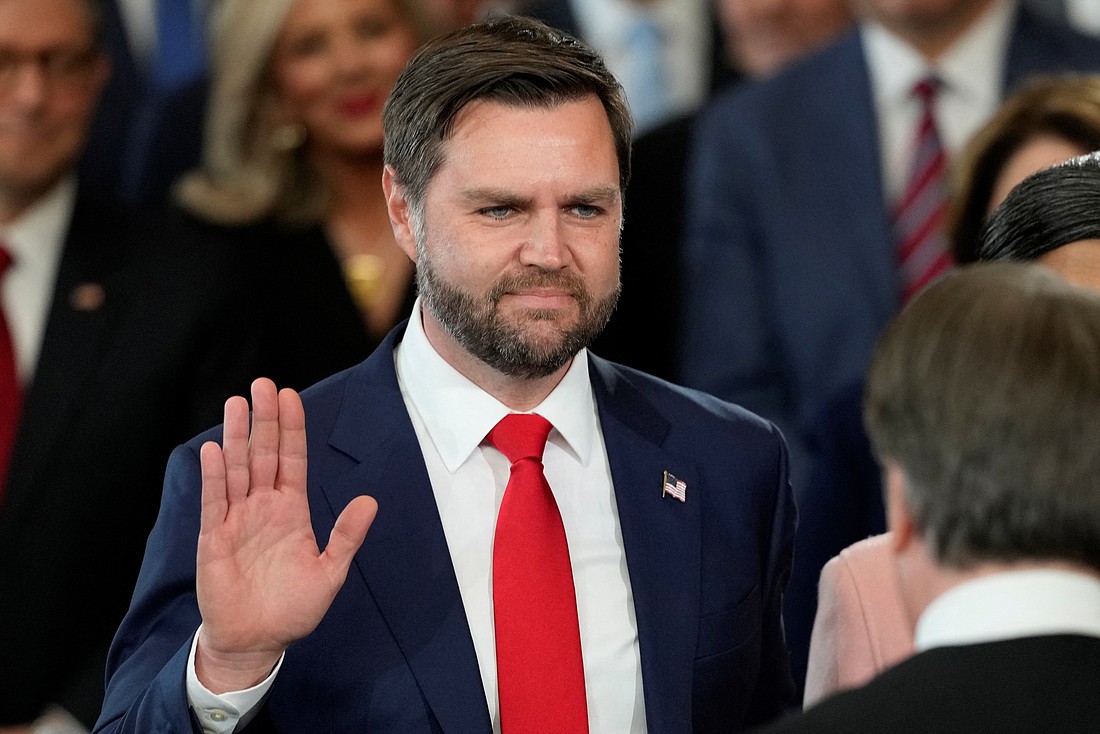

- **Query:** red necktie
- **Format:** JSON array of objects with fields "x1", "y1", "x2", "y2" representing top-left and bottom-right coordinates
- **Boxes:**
[
  {"x1": 488, "y1": 413, "x2": 588, "y2": 734},
  {"x1": 893, "y1": 77, "x2": 955, "y2": 303},
  {"x1": 0, "y1": 245, "x2": 20, "y2": 498}
]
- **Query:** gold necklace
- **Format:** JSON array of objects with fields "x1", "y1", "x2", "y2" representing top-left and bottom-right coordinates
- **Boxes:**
[{"x1": 343, "y1": 253, "x2": 387, "y2": 312}]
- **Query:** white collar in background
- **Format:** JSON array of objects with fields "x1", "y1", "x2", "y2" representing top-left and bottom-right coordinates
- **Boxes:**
[
  {"x1": 863, "y1": 0, "x2": 1014, "y2": 124},
  {"x1": 915, "y1": 568, "x2": 1100, "y2": 651},
  {"x1": 0, "y1": 175, "x2": 77, "y2": 381}
]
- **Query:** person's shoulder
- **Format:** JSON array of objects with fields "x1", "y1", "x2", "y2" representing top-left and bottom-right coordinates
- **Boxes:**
[
  {"x1": 700, "y1": 27, "x2": 862, "y2": 126},
  {"x1": 833, "y1": 533, "x2": 894, "y2": 572}
]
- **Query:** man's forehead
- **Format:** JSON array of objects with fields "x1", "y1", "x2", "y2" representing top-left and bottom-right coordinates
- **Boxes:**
[{"x1": 0, "y1": 0, "x2": 95, "y2": 46}]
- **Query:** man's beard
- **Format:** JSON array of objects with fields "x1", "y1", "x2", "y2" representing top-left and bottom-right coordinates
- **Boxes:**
[{"x1": 415, "y1": 242, "x2": 620, "y2": 379}]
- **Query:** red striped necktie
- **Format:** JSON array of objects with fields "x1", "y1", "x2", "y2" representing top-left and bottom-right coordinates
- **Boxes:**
[
  {"x1": 488, "y1": 413, "x2": 589, "y2": 734},
  {"x1": 893, "y1": 77, "x2": 955, "y2": 303},
  {"x1": 0, "y1": 245, "x2": 20, "y2": 499}
]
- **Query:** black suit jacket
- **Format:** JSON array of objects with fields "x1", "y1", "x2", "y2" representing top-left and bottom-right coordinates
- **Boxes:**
[
  {"x1": 0, "y1": 193, "x2": 267, "y2": 726},
  {"x1": 753, "y1": 635, "x2": 1100, "y2": 733}
]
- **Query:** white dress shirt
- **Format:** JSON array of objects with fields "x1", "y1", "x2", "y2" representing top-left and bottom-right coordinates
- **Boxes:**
[
  {"x1": 0, "y1": 176, "x2": 76, "y2": 385},
  {"x1": 915, "y1": 568, "x2": 1100, "y2": 651},
  {"x1": 862, "y1": 0, "x2": 1016, "y2": 205},
  {"x1": 188, "y1": 301, "x2": 647, "y2": 733}
]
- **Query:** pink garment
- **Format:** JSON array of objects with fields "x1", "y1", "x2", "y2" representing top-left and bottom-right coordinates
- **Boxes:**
[{"x1": 802, "y1": 533, "x2": 916, "y2": 707}]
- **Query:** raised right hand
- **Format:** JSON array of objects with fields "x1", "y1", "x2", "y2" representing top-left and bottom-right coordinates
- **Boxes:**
[{"x1": 194, "y1": 378, "x2": 377, "y2": 693}]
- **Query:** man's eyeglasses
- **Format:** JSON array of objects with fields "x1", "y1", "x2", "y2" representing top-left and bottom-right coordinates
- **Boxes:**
[{"x1": 0, "y1": 46, "x2": 99, "y2": 90}]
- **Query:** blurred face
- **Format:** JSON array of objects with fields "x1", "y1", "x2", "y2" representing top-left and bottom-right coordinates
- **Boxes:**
[
  {"x1": 856, "y1": 0, "x2": 994, "y2": 55},
  {"x1": 717, "y1": 0, "x2": 853, "y2": 77},
  {"x1": 269, "y1": 0, "x2": 420, "y2": 158},
  {"x1": 0, "y1": 0, "x2": 106, "y2": 218},
  {"x1": 987, "y1": 134, "x2": 1090, "y2": 213},
  {"x1": 387, "y1": 97, "x2": 622, "y2": 379}
]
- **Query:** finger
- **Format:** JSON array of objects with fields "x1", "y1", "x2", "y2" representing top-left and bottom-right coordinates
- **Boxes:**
[
  {"x1": 274, "y1": 387, "x2": 307, "y2": 496},
  {"x1": 222, "y1": 395, "x2": 251, "y2": 506},
  {"x1": 248, "y1": 378, "x2": 281, "y2": 493},
  {"x1": 199, "y1": 440, "x2": 228, "y2": 531},
  {"x1": 321, "y1": 495, "x2": 378, "y2": 585}
]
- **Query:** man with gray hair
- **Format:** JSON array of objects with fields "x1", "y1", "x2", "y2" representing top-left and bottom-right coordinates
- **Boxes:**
[{"x1": 756, "y1": 262, "x2": 1100, "y2": 733}]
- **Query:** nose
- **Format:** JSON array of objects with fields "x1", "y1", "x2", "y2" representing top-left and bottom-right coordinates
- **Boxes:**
[
  {"x1": 333, "y1": 35, "x2": 370, "y2": 79},
  {"x1": 520, "y1": 212, "x2": 571, "y2": 270},
  {"x1": 9, "y1": 62, "x2": 48, "y2": 110}
]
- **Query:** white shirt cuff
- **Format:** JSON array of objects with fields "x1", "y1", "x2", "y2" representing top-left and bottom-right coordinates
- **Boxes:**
[{"x1": 185, "y1": 624, "x2": 284, "y2": 734}]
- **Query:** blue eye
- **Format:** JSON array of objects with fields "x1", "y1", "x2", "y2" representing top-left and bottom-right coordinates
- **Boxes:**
[
  {"x1": 571, "y1": 204, "x2": 601, "y2": 218},
  {"x1": 480, "y1": 206, "x2": 513, "y2": 219}
]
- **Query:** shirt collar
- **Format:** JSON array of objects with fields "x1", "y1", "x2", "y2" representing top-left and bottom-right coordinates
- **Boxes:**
[
  {"x1": 395, "y1": 299, "x2": 597, "y2": 473},
  {"x1": 0, "y1": 175, "x2": 76, "y2": 272},
  {"x1": 863, "y1": 0, "x2": 1015, "y2": 111},
  {"x1": 915, "y1": 568, "x2": 1100, "y2": 651}
]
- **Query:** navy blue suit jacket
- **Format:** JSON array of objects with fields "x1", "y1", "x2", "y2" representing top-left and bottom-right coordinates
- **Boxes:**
[
  {"x1": 95, "y1": 325, "x2": 797, "y2": 733},
  {"x1": 678, "y1": 6, "x2": 1100, "y2": 471}
]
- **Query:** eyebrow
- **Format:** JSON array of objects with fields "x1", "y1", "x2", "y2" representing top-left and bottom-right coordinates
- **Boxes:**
[{"x1": 460, "y1": 185, "x2": 621, "y2": 207}]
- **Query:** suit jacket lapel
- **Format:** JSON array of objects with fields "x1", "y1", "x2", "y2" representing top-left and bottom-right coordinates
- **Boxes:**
[
  {"x1": 3, "y1": 194, "x2": 112, "y2": 522},
  {"x1": 321, "y1": 331, "x2": 492, "y2": 734},
  {"x1": 590, "y1": 357, "x2": 701, "y2": 733}
]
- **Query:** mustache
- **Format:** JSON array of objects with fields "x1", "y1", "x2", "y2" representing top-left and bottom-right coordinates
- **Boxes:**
[{"x1": 486, "y1": 269, "x2": 588, "y2": 303}]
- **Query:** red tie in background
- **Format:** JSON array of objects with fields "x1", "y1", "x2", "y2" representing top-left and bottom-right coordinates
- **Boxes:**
[
  {"x1": 0, "y1": 245, "x2": 20, "y2": 499},
  {"x1": 488, "y1": 413, "x2": 589, "y2": 734},
  {"x1": 893, "y1": 77, "x2": 955, "y2": 303}
]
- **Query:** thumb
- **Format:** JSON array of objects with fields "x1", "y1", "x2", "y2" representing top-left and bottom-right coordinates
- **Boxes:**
[{"x1": 321, "y1": 495, "x2": 378, "y2": 581}]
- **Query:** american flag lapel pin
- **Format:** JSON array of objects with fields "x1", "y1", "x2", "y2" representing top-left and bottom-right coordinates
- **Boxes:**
[{"x1": 662, "y1": 470, "x2": 687, "y2": 503}]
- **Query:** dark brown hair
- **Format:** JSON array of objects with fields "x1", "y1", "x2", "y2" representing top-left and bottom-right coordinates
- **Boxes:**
[
  {"x1": 382, "y1": 15, "x2": 633, "y2": 207},
  {"x1": 949, "y1": 75, "x2": 1100, "y2": 263}
]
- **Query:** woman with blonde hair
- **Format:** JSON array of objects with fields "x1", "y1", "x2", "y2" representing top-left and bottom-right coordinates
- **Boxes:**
[{"x1": 176, "y1": 0, "x2": 444, "y2": 387}]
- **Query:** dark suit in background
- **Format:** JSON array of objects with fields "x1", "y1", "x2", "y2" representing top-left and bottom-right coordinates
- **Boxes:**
[
  {"x1": 680, "y1": 6, "x2": 1100, "y2": 468},
  {"x1": 754, "y1": 634, "x2": 1100, "y2": 733},
  {"x1": 0, "y1": 193, "x2": 259, "y2": 727},
  {"x1": 80, "y1": 0, "x2": 207, "y2": 206},
  {"x1": 678, "y1": 6, "x2": 1100, "y2": 688},
  {"x1": 95, "y1": 326, "x2": 797, "y2": 734},
  {"x1": 593, "y1": 114, "x2": 698, "y2": 379}
]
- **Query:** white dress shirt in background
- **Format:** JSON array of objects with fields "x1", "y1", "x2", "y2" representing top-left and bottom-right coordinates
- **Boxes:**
[
  {"x1": 916, "y1": 568, "x2": 1100, "y2": 651},
  {"x1": 0, "y1": 176, "x2": 75, "y2": 384},
  {"x1": 863, "y1": 0, "x2": 1015, "y2": 205}
]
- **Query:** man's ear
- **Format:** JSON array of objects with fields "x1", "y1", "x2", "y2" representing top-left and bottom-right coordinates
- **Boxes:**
[
  {"x1": 884, "y1": 459, "x2": 917, "y2": 554},
  {"x1": 382, "y1": 165, "x2": 418, "y2": 262}
]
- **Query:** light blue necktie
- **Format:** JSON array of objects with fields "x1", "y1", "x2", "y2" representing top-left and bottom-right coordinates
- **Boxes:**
[{"x1": 625, "y1": 17, "x2": 670, "y2": 133}]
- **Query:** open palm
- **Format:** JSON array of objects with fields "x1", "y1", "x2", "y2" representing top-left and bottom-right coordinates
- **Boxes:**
[{"x1": 194, "y1": 378, "x2": 377, "y2": 692}]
